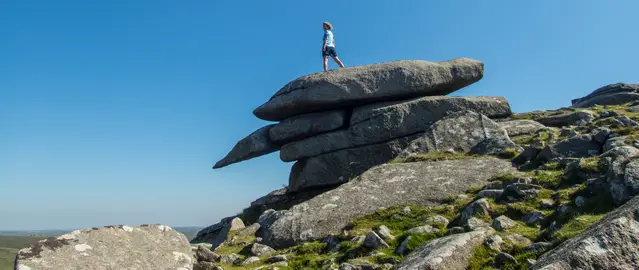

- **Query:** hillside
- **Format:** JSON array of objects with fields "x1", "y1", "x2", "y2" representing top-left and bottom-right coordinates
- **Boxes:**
[
  {"x1": 0, "y1": 235, "x2": 46, "y2": 270},
  {"x1": 12, "y1": 59, "x2": 639, "y2": 269}
]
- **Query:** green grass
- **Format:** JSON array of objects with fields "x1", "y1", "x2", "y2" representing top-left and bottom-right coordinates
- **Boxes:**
[
  {"x1": 552, "y1": 214, "x2": 604, "y2": 242},
  {"x1": 0, "y1": 235, "x2": 46, "y2": 269}
]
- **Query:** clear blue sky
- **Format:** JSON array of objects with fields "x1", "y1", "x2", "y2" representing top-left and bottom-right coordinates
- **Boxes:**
[{"x1": 1, "y1": 1, "x2": 638, "y2": 231}]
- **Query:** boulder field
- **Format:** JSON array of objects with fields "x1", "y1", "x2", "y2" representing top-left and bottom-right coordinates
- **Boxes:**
[{"x1": 16, "y1": 58, "x2": 639, "y2": 269}]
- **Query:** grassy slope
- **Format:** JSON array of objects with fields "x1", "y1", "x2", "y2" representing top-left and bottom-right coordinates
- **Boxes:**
[{"x1": 0, "y1": 235, "x2": 46, "y2": 270}]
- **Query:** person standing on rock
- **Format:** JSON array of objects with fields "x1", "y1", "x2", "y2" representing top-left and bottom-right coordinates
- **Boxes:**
[{"x1": 322, "y1": 22, "x2": 345, "y2": 72}]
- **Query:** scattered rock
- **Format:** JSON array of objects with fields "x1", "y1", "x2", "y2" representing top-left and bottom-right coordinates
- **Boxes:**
[
  {"x1": 196, "y1": 245, "x2": 220, "y2": 263},
  {"x1": 254, "y1": 58, "x2": 485, "y2": 121},
  {"x1": 592, "y1": 127, "x2": 611, "y2": 144},
  {"x1": 401, "y1": 206, "x2": 412, "y2": 215},
  {"x1": 395, "y1": 235, "x2": 411, "y2": 255},
  {"x1": 219, "y1": 253, "x2": 241, "y2": 266},
  {"x1": 478, "y1": 189, "x2": 504, "y2": 198},
  {"x1": 571, "y1": 83, "x2": 639, "y2": 108},
  {"x1": 470, "y1": 136, "x2": 523, "y2": 156},
  {"x1": 266, "y1": 255, "x2": 288, "y2": 263},
  {"x1": 325, "y1": 234, "x2": 341, "y2": 253},
  {"x1": 498, "y1": 119, "x2": 546, "y2": 137},
  {"x1": 363, "y1": 232, "x2": 390, "y2": 249},
  {"x1": 504, "y1": 234, "x2": 533, "y2": 246},
  {"x1": 237, "y1": 223, "x2": 260, "y2": 237},
  {"x1": 425, "y1": 215, "x2": 449, "y2": 228},
  {"x1": 537, "y1": 135, "x2": 601, "y2": 161},
  {"x1": 459, "y1": 198, "x2": 491, "y2": 226},
  {"x1": 251, "y1": 243, "x2": 276, "y2": 257},
  {"x1": 193, "y1": 261, "x2": 222, "y2": 270},
  {"x1": 599, "y1": 110, "x2": 618, "y2": 118},
  {"x1": 535, "y1": 110, "x2": 595, "y2": 127},
  {"x1": 523, "y1": 212, "x2": 545, "y2": 225},
  {"x1": 575, "y1": 196, "x2": 586, "y2": 207},
  {"x1": 14, "y1": 225, "x2": 193, "y2": 270},
  {"x1": 229, "y1": 217, "x2": 245, "y2": 232},
  {"x1": 498, "y1": 183, "x2": 540, "y2": 203},
  {"x1": 494, "y1": 252, "x2": 517, "y2": 268},
  {"x1": 492, "y1": 215, "x2": 518, "y2": 232},
  {"x1": 617, "y1": 115, "x2": 639, "y2": 127},
  {"x1": 242, "y1": 256, "x2": 261, "y2": 266},
  {"x1": 374, "y1": 225, "x2": 395, "y2": 241},
  {"x1": 407, "y1": 225, "x2": 439, "y2": 235},
  {"x1": 396, "y1": 228, "x2": 495, "y2": 270},
  {"x1": 213, "y1": 125, "x2": 279, "y2": 169},
  {"x1": 465, "y1": 217, "x2": 490, "y2": 231},
  {"x1": 540, "y1": 199, "x2": 555, "y2": 209},
  {"x1": 485, "y1": 235, "x2": 504, "y2": 252}
]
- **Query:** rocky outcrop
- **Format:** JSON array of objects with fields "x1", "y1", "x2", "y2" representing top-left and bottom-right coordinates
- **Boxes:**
[
  {"x1": 213, "y1": 125, "x2": 279, "y2": 169},
  {"x1": 254, "y1": 58, "x2": 484, "y2": 121},
  {"x1": 14, "y1": 224, "x2": 192, "y2": 270},
  {"x1": 571, "y1": 83, "x2": 639, "y2": 108},
  {"x1": 213, "y1": 58, "x2": 511, "y2": 195},
  {"x1": 280, "y1": 96, "x2": 511, "y2": 162},
  {"x1": 531, "y1": 196, "x2": 639, "y2": 269},
  {"x1": 258, "y1": 157, "x2": 516, "y2": 248},
  {"x1": 396, "y1": 228, "x2": 495, "y2": 270}
]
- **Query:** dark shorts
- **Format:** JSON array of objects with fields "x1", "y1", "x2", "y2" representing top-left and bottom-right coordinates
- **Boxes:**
[{"x1": 322, "y1": 46, "x2": 337, "y2": 57}]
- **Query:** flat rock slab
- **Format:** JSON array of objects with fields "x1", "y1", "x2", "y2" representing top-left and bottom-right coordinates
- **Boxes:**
[
  {"x1": 280, "y1": 96, "x2": 511, "y2": 162},
  {"x1": 269, "y1": 110, "x2": 346, "y2": 145},
  {"x1": 288, "y1": 134, "x2": 420, "y2": 192},
  {"x1": 260, "y1": 157, "x2": 516, "y2": 248},
  {"x1": 213, "y1": 125, "x2": 279, "y2": 169},
  {"x1": 572, "y1": 83, "x2": 639, "y2": 108},
  {"x1": 396, "y1": 228, "x2": 495, "y2": 270},
  {"x1": 498, "y1": 119, "x2": 545, "y2": 137},
  {"x1": 15, "y1": 224, "x2": 193, "y2": 270},
  {"x1": 535, "y1": 111, "x2": 595, "y2": 127},
  {"x1": 254, "y1": 58, "x2": 484, "y2": 121},
  {"x1": 531, "y1": 195, "x2": 639, "y2": 270}
]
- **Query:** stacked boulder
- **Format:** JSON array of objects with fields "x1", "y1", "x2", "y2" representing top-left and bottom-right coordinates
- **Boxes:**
[{"x1": 213, "y1": 58, "x2": 514, "y2": 192}]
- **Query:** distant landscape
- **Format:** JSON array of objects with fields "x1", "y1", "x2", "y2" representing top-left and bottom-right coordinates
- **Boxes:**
[{"x1": 0, "y1": 227, "x2": 202, "y2": 269}]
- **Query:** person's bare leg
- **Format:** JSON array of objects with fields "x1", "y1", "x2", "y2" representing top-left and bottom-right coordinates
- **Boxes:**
[
  {"x1": 323, "y1": 56, "x2": 329, "y2": 72},
  {"x1": 332, "y1": 56, "x2": 345, "y2": 68}
]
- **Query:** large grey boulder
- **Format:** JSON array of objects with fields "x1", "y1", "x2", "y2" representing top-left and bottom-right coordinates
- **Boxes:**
[
  {"x1": 269, "y1": 110, "x2": 346, "y2": 145},
  {"x1": 254, "y1": 58, "x2": 484, "y2": 121},
  {"x1": 399, "y1": 110, "x2": 510, "y2": 158},
  {"x1": 498, "y1": 119, "x2": 546, "y2": 137},
  {"x1": 572, "y1": 83, "x2": 639, "y2": 108},
  {"x1": 280, "y1": 96, "x2": 511, "y2": 162},
  {"x1": 535, "y1": 110, "x2": 596, "y2": 127},
  {"x1": 213, "y1": 125, "x2": 279, "y2": 169},
  {"x1": 259, "y1": 157, "x2": 516, "y2": 248},
  {"x1": 396, "y1": 228, "x2": 495, "y2": 270},
  {"x1": 15, "y1": 224, "x2": 193, "y2": 270},
  {"x1": 191, "y1": 216, "x2": 238, "y2": 249},
  {"x1": 537, "y1": 135, "x2": 601, "y2": 162},
  {"x1": 288, "y1": 134, "x2": 420, "y2": 192},
  {"x1": 531, "y1": 195, "x2": 639, "y2": 269}
]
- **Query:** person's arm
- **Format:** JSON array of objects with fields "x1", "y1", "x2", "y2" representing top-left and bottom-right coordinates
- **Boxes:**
[{"x1": 323, "y1": 31, "x2": 328, "y2": 51}]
